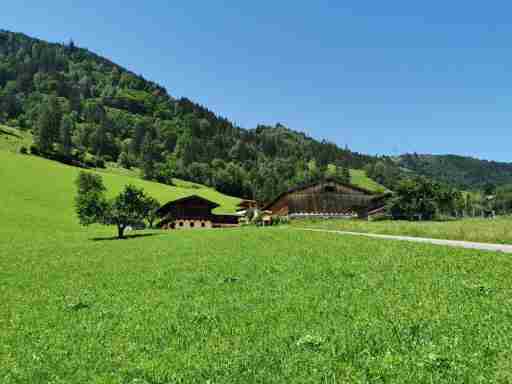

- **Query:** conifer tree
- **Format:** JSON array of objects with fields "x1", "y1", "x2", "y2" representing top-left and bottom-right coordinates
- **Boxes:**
[
  {"x1": 59, "y1": 114, "x2": 74, "y2": 156},
  {"x1": 36, "y1": 103, "x2": 53, "y2": 153}
]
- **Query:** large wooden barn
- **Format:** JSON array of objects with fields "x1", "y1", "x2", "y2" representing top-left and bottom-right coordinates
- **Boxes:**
[
  {"x1": 156, "y1": 195, "x2": 239, "y2": 230},
  {"x1": 264, "y1": 179, "x2": 387, "y2": 219}
]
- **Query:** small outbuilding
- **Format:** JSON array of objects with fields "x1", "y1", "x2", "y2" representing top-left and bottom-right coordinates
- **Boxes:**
[{"x1": 157, "y1": 195, "x2": 239, "y2": 230}]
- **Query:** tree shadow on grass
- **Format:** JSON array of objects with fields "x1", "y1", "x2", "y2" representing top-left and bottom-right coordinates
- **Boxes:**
[{"x1": 91, "y1": 233, "x2": 163, "y2": 242}]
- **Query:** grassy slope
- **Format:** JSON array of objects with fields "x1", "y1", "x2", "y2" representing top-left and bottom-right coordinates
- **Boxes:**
[
  {"x1": 296, "y1": 217, "x2": 512, "y2": 245},
  {"x1": 349, "y1": 169, "x2": 387, "y2": 193},
  {"x1": 0, "y1": 125, "x2": 32, "y2": 152},
  {"x1": 0, "y1": 150, "x2": 241, "y2": 236}
]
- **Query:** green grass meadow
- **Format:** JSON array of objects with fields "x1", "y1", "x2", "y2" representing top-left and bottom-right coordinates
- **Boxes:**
[
  {"x1": 4, "y1": 226, "x2": 512, "y2": 383},
  {"x1": 296, "y1": 217, "x2": 512, "y2": 245},
  {"x1": 3, "y1": 148, "x2": 512, "y2": 382}
]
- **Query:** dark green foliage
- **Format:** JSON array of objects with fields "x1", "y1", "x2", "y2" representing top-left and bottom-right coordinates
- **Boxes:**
[
  {"x1": 399, "y1": 153, "x2": 512, "y2": 192},
  {"x1": 117, "y1": 151, "x2": 134, "y2": 169},
  {"x1": 58, "y1": 114, "x2": 73, "y2": 155},
  {"x1": 365, "y1": 160, "x2": 402, "y2": 190},
  {"x1": 484, "y1": 182, "x2": 496, "y2": 196},
  {"x1": 388, "y1": 177, "x2": 464, "y2": 220},
  {"x1": 104, "y1": 185, "x2": 148, "y2": 238},
  {"x1": 142, "y1": 196, "x2": 161, "y2": 228},
  {"x1": 140, "y1": 126, "x2": 162, "y2": 180},
  {"x1": 29, "y1": 144, "x2": 39, "y2": 155},
  {"x1": 74, "y1": 171, "x2": 108, "y2": 226}
]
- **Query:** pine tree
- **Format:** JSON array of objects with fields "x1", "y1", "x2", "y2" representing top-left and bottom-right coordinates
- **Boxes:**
[
  {"x1": 59, "y1": 114, "x2": 74, "y2": 156},
  {"x1": 92, "y1": 118, "x2": 108, "y2": 156},
  {"x1": 36, "y1": 104, "x2": 53, "y2": 153},
  {"x1": 47, "y1": 95, "x2": 62, "y2": 142},
  {"x1": 141, "y1": 130, "x2": 158, "y2": 180},
  {"x1": 341, "y1": 167, "x2": 351, "y2": 184}
]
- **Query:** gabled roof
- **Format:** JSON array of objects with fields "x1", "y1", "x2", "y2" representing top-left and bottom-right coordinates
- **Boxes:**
[
  {"x1": 263, "y1": 178, "x2": 384, "y2": 211},
  {"x1": 157, "y1": 195, "x2": 220, "y2": 216}
]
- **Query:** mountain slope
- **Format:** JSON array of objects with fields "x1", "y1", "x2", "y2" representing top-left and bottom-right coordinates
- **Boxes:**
[
  {"x1": 4, "y1": 29, "x2": 510, "y2": 195},
  {"x1": 0, "y1": 29, "x2": 378, "y2": 202},
  {"x1": 398, "y1": 154, "x2": 512, "y2": 190}
]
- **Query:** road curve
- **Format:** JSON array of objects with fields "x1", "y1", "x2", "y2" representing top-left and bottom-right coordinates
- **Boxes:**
[{"x1": 298, "y1": 228, "x2": 512, "y2": 254}]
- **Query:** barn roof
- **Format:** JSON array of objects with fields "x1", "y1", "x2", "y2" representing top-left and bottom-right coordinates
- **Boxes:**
[
  {"x1": 263, "y1": 178, "x2": 383, "y2": 211},
  {"x1": 156, "y1": 195, "x2": 220, "y2": 216}
]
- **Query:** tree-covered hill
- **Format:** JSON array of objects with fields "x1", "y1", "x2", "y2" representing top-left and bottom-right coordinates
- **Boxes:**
[
  {"x1": 398, "y1": 153, "x2": 512, "y2": 191},
  {"x1": 0, "y1": 30, "x2": 378, "y2": 202},
  {"x1": 4, "y1": 29, "x2": 511, "y2": 198}
]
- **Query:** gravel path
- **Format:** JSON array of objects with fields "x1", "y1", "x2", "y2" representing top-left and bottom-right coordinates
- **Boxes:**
[{"x1": 299, "y1": 228, "x2": 512, "y2": 254}]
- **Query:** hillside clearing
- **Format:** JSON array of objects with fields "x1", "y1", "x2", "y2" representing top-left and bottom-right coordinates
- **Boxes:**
[{"x1": 349, "y1": 168, "x2": 387, "y2": 193}]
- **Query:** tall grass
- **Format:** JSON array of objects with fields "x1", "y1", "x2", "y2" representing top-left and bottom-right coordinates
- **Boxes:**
[{"x1": 297, "y1": 217, "x2": 512, "y2": 244}]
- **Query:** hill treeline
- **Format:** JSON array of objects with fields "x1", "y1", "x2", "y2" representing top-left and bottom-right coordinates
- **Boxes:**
[
  {"x1": 3, "y1": 29, "x2": 512, "y2": 202},
  {"x1": 0, "y1": 30, "x2": 376, "y2": 202},
  {"x1": 398, "y1": 154, "x2": 512, "y2": 191}
]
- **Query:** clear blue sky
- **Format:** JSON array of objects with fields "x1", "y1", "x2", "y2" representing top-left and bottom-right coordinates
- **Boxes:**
[{"x1": 3, "y1": 1, "x2": 512, "y2": 161}]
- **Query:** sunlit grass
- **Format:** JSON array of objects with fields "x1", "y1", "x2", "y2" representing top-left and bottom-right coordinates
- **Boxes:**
[
  {"x1": 296, "y1": 217, "x2": 512, "y2": 244},
  {"x1": 2, "y1": 226, "x2": 512, "y2": 382}
]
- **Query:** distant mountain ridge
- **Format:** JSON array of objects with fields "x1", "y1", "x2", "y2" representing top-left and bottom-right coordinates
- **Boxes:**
[{"x1": 398, "y1": 153, "x2": 512, "y2": 190}]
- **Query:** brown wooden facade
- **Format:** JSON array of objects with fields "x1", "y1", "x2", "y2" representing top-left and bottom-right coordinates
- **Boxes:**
[
  {"x1": 264, "y1": 180, "x2": 387, "y2": 219},
  {"x1": 157, "y1": 195, "x2": 239, "y2": 229}
]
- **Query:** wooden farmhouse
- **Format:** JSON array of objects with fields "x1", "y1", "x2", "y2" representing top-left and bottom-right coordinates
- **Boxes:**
[
  {"x1": 264, "y1": 179, "x2": 388, "y2": 219},
  {"x1": 156, "y1": 195, "x2": 239, "y2": 230}
]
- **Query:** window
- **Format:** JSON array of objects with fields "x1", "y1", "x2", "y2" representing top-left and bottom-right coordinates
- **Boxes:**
[
  {"x1": 179, "y1": 222, "x2": 184, "y2": 227},
  {"x1": 190, "y1": 222, "x2": 195, "y2": 228},
  {"x1": 201, "y1": 222, "x2": 206, "y2": 227},
  {"x1": 324, "y1": 185, "x2": 336, "y2": 193}
]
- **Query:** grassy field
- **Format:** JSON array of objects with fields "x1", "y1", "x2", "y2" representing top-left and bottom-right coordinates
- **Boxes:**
[
  {"x1": 296, "y1": 217, "x2": 512, "y2": 245},
  {"x1": 3, "y1": 225, "x2": 512, "y2": 382},
  {"x1": 4, "y1": 147, "x2": 512, "y2": 382}
]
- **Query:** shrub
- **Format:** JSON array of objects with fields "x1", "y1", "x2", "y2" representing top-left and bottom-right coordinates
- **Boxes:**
[
  {"x1": 19, "y1": 146, "x2": 28, "y2": 155},
  {"x1": 95, "y1": 158, "x2": 106, "y2": 169},
  {"x1": 83, "y1": 153, "x2": 97, "y2": 168},
  {"x1": 118, "y1": 151, "x2": 133, "y2": 169},
  {"x1": 29, "y1": 144, "x2": 40, "y2": 156}
]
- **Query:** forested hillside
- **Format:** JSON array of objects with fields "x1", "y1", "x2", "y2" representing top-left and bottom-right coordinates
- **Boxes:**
[
  {"x1": 0, "y1": 30, "x2": 377, "y2": 202},
  {"x1": 398, "y1": 154, "x2": 512, "y2": 191},
  {"x1": 4, "y1": 29, "x2": 512, "y2": 200}
]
